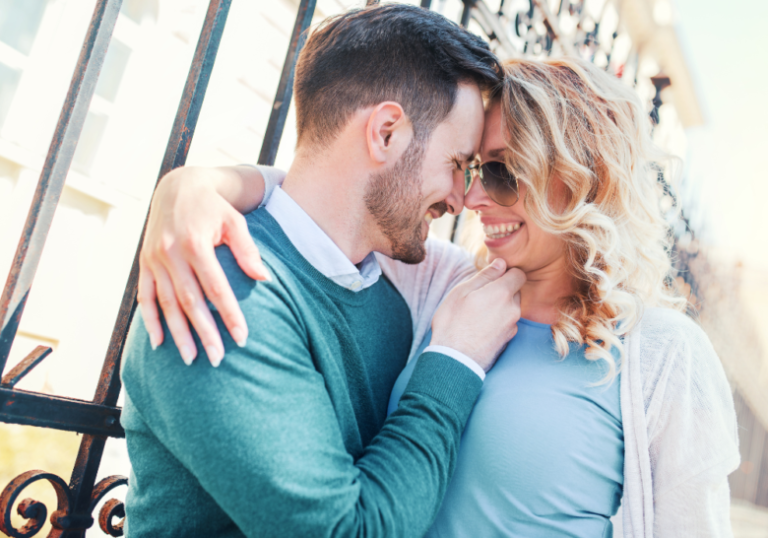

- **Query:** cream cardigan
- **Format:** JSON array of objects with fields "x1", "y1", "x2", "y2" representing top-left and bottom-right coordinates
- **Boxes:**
[
  {"x1": 260, "y1": 168, "x2": 740, "y2": 535},
  {"x1": 378, "y1": 238, "x2": 741, "y2": 538}
]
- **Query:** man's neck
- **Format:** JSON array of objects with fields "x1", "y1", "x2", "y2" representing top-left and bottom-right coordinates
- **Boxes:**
[{"x1": 281, "y1": 149, "x2": 378, "y2": 266}]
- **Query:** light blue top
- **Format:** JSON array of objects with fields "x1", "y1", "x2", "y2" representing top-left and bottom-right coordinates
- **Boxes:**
[{"x1": 388, "y1": 319, "x2": 624, "y2": 538}]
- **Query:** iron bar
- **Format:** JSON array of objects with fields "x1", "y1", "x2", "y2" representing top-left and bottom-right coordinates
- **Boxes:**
[
  {"x1": 0, "y1": 0, "x2": 122, "y2": 372},
  {"x1": 0, "y1": 345, "x2": 52, "y2": 388},
  {"x1": 650, "y1": 73, "x2": 671, "y2": 126},
  {"x1": 420, "y1": 0, "x2": 433, "y2": 8},
  {"x1": 59, "y1": 2, "x2": 234, "y2": 535},
  {"x1": 460, "y1": 0, "x2": 476, "y2": 28},
  {"x1": 0, "y1": 388, "x2": 123, "y2": 437},
  {"x1": 159, "y1": 0, "x2": 232, "y2": 174},
  {"x1": 93, "y1": 0, "x2": 232, "y2": 410},
  {"x1": 258, "y1": 0, "x2": 318, "y2": 166}
]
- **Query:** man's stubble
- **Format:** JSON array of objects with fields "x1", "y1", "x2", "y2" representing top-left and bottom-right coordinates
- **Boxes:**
[{"x1": 364, "y1": 137, "x2": 445, "y2": 264}]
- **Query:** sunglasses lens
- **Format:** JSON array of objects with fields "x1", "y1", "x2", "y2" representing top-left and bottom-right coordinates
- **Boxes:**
[
  {"x1": 464, "y1": 167, "x2": 473, "y2": 194},
  {"x1": 480, "y1": 162, "x2": 519, "y2": 206}
]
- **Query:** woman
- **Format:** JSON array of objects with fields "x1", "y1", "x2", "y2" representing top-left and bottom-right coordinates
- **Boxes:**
[
  {"x1": 387, "y1": 58, "x2": 740, "y2": 537},
  {"x1": 139, "y1": 58, "x2": 739, "y2": 536}
]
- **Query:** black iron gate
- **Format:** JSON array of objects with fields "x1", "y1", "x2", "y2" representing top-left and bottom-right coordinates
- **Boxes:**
[
  {"x1": 0, "y1": 0, "x2": 698, "y2": 535},
  {"x1": 0, "y1": 0, "x2": 318, "y2": 534}
]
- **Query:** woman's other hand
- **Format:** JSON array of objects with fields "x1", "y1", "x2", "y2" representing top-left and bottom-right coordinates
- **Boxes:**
[{"x1": 138, "y1": 166, "x2": 270, "y2": 367}]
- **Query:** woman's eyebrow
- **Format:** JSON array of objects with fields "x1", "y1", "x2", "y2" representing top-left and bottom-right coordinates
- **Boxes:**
[{"x1": 487, "y1": 148, "x2": 505, "y2": 159}]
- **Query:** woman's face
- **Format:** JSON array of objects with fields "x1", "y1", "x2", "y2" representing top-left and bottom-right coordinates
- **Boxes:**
[{"x1": 465, "y1": 102, "x2": 567, "y2": 276}]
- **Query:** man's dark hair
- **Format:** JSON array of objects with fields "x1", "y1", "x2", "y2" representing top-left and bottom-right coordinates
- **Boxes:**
[{"x1": 294, "y1": 3, "x2": 502, "y2": 147}]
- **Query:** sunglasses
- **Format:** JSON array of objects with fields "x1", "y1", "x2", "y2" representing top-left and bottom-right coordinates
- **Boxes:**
[{"x1": 464, "y1": 161, "x2": 520, "y2": 207}]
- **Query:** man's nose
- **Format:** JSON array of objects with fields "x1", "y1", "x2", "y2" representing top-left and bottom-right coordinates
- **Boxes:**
[{"x1": 445, "y1": 173, "x2": 466, "y2": 216}]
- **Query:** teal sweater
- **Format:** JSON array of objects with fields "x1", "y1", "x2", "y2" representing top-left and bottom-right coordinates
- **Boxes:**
[{"x1": 121, "y1": 209, "x2": 483, "y2": 537}]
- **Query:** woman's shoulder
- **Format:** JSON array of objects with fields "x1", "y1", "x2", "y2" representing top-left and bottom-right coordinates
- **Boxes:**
[
  {"x1": 634, "y1": 307, "x2": 712, "y2": 362},
  {"x1": 637, "y1": 306, "x2": 702, "y2": 341},
  {"x1": 632, "y1": 307, "x2": 730, "y2": 414}
]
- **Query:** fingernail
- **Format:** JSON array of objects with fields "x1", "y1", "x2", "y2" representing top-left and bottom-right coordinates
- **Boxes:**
[
  {"x1": 149, "y1": 333, "x2": 158, "y2": 351},
  {"x1": 231, "y1": 327, "x2": 247, "y2": 347},
  {"x1": 491, "y1": 258, "x2": 505, "y2": 270},
  {"x1": 206, "y1": 346, "x2": 223, "y2": 368},
  {"x1": 257, "y1": 263, "x2": 272, "y2": 282},
  {"x1": 180, "y1": 345, "x2": 195, "y2": 366}
]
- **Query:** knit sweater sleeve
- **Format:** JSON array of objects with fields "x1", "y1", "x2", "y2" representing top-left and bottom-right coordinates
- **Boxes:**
[
  {"x1": 121, "y1": 246, "x2": 482, "y2": 538},
  {"x1": 638, "y1": 308, "x2": 740, "y2": 537}
]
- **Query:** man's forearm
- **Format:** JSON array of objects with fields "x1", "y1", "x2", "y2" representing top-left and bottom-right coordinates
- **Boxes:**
[{"x1": 123, "y1": 244, "x2": 484, "y2": 537}]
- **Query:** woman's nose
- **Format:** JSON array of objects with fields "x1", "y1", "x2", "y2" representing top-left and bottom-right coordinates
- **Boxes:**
[{"x1": 464, "y1": 172, "x2": 492, "y2": 211}]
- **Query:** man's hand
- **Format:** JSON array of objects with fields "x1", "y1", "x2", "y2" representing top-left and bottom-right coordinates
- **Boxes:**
[
  {"x1": 430, "y1": 259, "x2": 525, "y2": 372},
  {"x1": 138, "y1": 166, "x2": 270, "y2": 367}
]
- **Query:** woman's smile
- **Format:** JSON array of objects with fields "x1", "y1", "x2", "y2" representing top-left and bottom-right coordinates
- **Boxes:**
[{"x1": 481, "y1": 219, "x2": 524, "y2": 246}]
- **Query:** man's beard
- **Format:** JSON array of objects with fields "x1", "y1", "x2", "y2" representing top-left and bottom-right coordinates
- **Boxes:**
[{"x1": 364, "y1": 138, "x2": 446, "y2": 264}]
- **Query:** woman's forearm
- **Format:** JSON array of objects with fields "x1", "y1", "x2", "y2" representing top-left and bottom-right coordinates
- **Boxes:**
[
  {"x1": 208, "y1": 165, "x2": 267, "y2": 214},
  {"x1": 157, "y1": 165, "x2": 266, "y2": 215}
]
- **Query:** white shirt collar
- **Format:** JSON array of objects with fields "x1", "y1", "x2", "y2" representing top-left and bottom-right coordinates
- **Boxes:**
[{"x1": 265, "y1": 187, "x2": 381, "y2": 292}]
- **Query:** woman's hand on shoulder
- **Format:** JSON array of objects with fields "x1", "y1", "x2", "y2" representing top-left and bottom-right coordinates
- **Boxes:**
[{"x1": 138, "y1": 166, "x2": 270, "y2": 367}]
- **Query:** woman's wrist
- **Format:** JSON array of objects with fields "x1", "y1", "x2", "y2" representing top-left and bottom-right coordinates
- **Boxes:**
[{"x1": 218, "y1": 165, "x2": 266, "y2": 214}]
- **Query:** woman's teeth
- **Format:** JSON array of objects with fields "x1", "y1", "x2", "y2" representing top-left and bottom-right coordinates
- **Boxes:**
[
  {"x1": 483, "y1": 222, "x2": 521, "y2": 239},
  {"x1": 425, "y1": 213, "x2": 433, "y2": 225}
]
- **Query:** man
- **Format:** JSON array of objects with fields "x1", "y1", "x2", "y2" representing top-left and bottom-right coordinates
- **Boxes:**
[{"x1": 121, "y1": 4, "x2": 523, "y2": 537}]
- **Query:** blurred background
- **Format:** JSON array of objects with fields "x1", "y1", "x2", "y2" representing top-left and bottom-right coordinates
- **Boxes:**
[{"x1": 0, "y1": 0, "x2": 766, "y2": 535}]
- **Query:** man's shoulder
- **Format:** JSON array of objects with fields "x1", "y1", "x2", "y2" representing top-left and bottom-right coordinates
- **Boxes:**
[
  {"x1": 243, "y1": 207, "x2": 286, "y2": 253},
  {"x1": 213, "y1": 208, "x2": 303, "y2": 305}
]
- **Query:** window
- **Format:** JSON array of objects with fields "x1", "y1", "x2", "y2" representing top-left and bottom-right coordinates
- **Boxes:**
[
  {"x1": 0, "y1": 0, "x2": 48, "y2": 55},
  {"x1": 120, "y1": 0, "x2": 158, "y2": 25},
  {"x1": 0, "y1": 62, "x2": 21, "y2": 127},
  {"x1": 95, "y1": 39, "x2": 132, "y2": 102},
  {"x1": 0, "y1": 0, "x2": 48, "y2": 130},
  {"x1": 72, "y1": 38, "x2": 132, "y2": 171},
  {"x1": 72, "y1": 0, "x2": 157, "y2": 173}
]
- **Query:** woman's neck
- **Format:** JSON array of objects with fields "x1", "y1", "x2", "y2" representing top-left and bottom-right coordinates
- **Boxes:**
[{"x1": 518, "y1": 259, "x2": 576, "y2": 325}]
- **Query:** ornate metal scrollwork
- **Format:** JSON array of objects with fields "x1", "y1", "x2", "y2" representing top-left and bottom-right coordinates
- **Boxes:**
[
  {"x1": 91, "y1": 475, "x2": 128, "y2": 537},
  {"x1": 98, "y1": 499, "x2": 125, "y2": 536},
  {"x1": 0, "y1": 470, "x2": 127, "y2": 537},
  {"x1": 0, "y1": 471, "x2": 71, "y2": 538}
]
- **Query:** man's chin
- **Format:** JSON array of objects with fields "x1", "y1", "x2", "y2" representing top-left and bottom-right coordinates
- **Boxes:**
[{"x1": 389, "y1": 238, "x2": 427, "y2": 265}]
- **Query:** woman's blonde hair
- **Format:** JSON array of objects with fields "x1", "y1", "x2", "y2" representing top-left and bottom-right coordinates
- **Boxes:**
[{"x1": 468, "y1": 57, "x2": 685, "y2": 382}]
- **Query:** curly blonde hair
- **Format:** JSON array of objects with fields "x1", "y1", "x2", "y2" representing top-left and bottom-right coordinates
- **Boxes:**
[{"x1": 466, "y1": 57, "x2": 685, "y2": 382}]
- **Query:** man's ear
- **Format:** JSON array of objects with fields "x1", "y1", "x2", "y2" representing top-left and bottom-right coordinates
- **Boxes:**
[{"x1": 366, "y1": 102, "x2": 413, "y2": 165}]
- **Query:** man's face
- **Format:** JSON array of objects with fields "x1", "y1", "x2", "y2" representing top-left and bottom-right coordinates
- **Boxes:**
[{"x1": 364, "y1": 83, "x2": 485, "y2": 263}]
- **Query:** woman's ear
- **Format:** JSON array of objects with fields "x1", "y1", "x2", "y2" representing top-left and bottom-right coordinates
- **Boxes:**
[{"x1": 365, "y1": 101, "x2": 413, "y2": 165}]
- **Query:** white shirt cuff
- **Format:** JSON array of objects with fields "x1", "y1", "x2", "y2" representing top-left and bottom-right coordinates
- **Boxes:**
[{"x1": 423, "y1": 345, "x2": 486, "y2": 380}]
